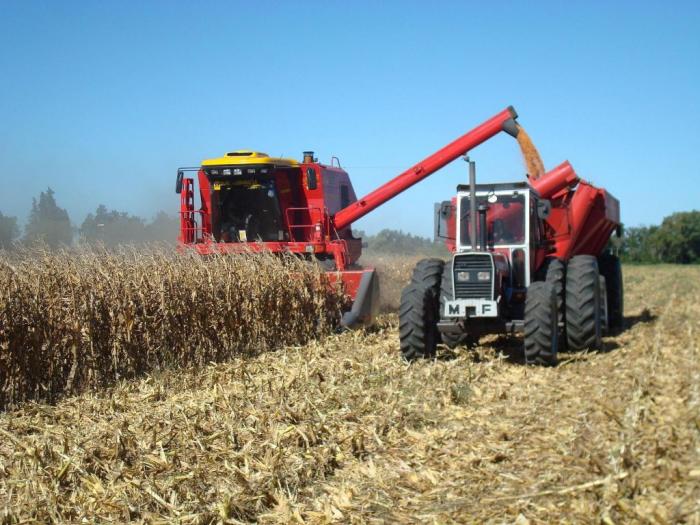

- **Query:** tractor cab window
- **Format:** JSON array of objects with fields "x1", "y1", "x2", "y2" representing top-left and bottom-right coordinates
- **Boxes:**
[
  {"x1": 459, "y1": 192, "x2": 526, "y2": 247},
  {"x1": 213, "y1": 178, "x2": 285, "y2": 242}
]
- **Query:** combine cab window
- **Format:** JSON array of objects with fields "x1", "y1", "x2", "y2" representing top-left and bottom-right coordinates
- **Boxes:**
[
  {"x1": 213, "y1": 178, "x2": 285, "y2": 242},
  {"x1": 460, "y1": 193, "x2": 526, "y2": 247}
]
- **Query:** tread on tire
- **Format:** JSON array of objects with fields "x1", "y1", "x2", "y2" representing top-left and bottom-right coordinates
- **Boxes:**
[
  {"x1": 399, "y1": 258, "x2": 444, "y2": 360},
  {"x1": 524, "y1": 281, "x2": 559, "y2": 366},
  {"x1": 565, "y1": 255, "x2": 602, "y2": 351},
  {"x1": 598, "y1": 252, "x2": 624, "y2": 332}
]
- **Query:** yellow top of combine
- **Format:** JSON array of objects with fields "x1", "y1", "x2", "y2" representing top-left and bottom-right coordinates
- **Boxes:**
[{"x1": 202, "y1": 150, "x2": 299, "y2": 167}]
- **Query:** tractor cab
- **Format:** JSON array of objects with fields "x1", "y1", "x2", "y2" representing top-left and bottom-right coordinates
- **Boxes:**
[{"x1": 454, "y1": 182, "x2": 547, "y2": 289}]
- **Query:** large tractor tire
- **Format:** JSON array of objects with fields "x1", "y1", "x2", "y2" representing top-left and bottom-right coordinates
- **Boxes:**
[
  {"x1": 524, "y1": 281, "x2": 559, "y2": 366},
  {"x1": 399, "y1": 259, "x2": 444, "y2": 360},
  {"x1": 565, "y1": 255, "x2": 602, "y2": 351},
  {"x1": 536, "y1": 257, "x2": 566, "y2": 329},
  {"x1": 439, "y1": 260, "x2": 473, "y2": 348},
  {"x1": 598, "y1": 252, "x2": 624, "y2": 332}
]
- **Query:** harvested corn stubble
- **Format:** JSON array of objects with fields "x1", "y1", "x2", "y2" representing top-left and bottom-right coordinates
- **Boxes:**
[{"x1": 0, "y1": 259, "x2": 698, "y2": 524}]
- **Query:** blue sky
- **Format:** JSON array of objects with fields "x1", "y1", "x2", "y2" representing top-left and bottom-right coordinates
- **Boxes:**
[{"x1": 1, "y1": 1, "x2": 698, "y2": 238}]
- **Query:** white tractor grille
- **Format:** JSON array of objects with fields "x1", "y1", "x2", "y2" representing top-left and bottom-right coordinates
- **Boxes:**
[{"x1": 453, "y1": 254, "x2": 493, "y2": 300}]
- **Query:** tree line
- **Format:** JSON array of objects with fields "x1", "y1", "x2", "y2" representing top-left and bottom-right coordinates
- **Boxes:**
[
  {"x1": 2, "y1": 189, "x2": 698, "y2": 263},
  {"x1": 618, "y1": 211, "x2": 700, "y2": 264},
  {"x1": 355, "y1": 228, "x2": 449, "y2": 257},
  {"x1": 0, "y1": 188, "x2": 179, "y2": 250}
]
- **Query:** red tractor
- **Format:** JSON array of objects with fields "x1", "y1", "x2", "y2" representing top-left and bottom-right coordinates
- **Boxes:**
[{"x1": 400, "y1": 156, "x2": 622, "y2": 365}]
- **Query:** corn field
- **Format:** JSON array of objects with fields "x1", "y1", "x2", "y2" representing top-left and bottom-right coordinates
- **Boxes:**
[
  {"x1": 0, "y1": 246, "x2": 346, "y2": 409},
  {"x1": 0, "y1": 257, "x2": 699, "y2": 523}
]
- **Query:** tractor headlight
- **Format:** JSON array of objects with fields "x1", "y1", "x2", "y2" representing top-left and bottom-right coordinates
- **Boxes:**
[
  {"x1": 456, "y1": 271, "x2": 470, "y2": 282},
  {"x1": 477, "y1": 271, "x2": 490, "y2": 281}
]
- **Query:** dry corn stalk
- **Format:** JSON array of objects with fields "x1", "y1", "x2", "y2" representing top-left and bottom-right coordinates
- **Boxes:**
[{"x1": 0, "y1": 245, "x2": 346, "y2": 409}]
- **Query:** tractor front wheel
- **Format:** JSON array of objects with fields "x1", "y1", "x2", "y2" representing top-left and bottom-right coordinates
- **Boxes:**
[
  {"x1": 524, "y1": 281, "x2": 559, "y2": 366},
  {"x1": 399, "y1": 258, "x2": 444, "y2": 360}
]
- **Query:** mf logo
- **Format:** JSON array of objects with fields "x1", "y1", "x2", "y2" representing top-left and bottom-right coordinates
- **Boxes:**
[{"x1": 448, "y1": 302, "x2": 495, "y2": 317}]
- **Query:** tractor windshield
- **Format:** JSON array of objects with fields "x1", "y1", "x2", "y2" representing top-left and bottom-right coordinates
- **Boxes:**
[
  {"x1": 460, "y1": 193, "x2": 526, "y2": 247},
  {"x1": 212, "y1": 178, "x2": 286, "y2": 242}
]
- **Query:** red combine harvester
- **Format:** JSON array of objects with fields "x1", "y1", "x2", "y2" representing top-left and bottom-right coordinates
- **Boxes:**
[{"x1": 176, "y1": 106, "x2": 621, "y2": 365}]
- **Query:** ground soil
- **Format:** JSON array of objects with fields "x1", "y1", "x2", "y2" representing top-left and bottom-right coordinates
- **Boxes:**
[{"x1": 1, "y1": 264, "x2": 698, "y2": 523}]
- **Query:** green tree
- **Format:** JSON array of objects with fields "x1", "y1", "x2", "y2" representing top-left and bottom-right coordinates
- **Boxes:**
[
  {"x1": 145, "y1": 211, "x2": 179, "y2": 243},
  {"x1": 649, "y1": 211, "x2": 700, "y2": 264},
  {"x1": 24, "y1": 188, "x2": 72, "y2": 249},
  {"x1": 80, "y1": 205, "x2": 148, "y2": 246},
  {"x1": 355, "y1": 228, "x2": 448, "y2": 256},
  {"x1": 0, "y1": 211, "x2": 20, "y2": 249},
  {"x1": 80, "y1": 207, "x2": 180, "y2": 246},
  {"x1": 619, "y1": 225, "x2": 657, "y2": 263}
]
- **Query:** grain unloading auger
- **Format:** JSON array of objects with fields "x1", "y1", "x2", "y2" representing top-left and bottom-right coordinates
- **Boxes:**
[{"x1": 176, "y1": 107, "x2": 521, "y2": 327}]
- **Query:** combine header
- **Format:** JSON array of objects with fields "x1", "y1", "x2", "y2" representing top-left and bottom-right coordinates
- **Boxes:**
[{"x1": 176, "y1": 106, "x2": 621, "y2": 364}]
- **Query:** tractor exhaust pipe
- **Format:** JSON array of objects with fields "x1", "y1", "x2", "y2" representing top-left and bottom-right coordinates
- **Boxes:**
[
  {"x1": 478, "y1": 204, "x2": 489, "y2": 250},
  {"x1": 465, "y1": 156, "x2": 478, "y2": 251}
]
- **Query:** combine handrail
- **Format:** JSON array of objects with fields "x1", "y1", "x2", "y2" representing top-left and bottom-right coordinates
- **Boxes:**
[{"x1": 284, "y1": 206, "x2": 329, "y2": 241}]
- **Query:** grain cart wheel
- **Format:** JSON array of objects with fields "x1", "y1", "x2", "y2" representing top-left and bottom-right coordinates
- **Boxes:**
[
  {"x1": 565, "y1": 255, "x2": 602, "y2": 351},
  {"x1": 599, "y1": 276, "x2": 609, "y2": 334},
  {"x1": 598, "y1": 253, "x2": 624, "y2": 332},
  {"x1": 524, "y1": 281, "x2": 559, "y2": 366},
  {"x1": 399, "y1": 258, "x2": 444, "y2": 360},
  {"x1": 536, "y1": 257, "x2": 566, "y2": 330},
  {"x1": 439, "y1": 260, "x2": 473, "y2": 348}
]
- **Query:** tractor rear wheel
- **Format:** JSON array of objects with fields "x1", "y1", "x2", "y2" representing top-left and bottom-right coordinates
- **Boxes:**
[
  {"x1": 439, "y1": 260, "x2": 473, "y2": 348},
  {"x1": 399, "y1": 259, "x2": 444, "y2": 360},
  {"x1": 565, "y1": 255, "x2": 602, "y2": 351},
  {"x1": 524, "y1": 281, "x2": 559, "y2": 366},
  {"x1": 598, "y1": 252, "x2": 624, "y2": 332}
]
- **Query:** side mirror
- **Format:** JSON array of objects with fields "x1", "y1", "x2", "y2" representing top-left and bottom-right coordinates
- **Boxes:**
[
  {"x1": 440, "y1": 202, "x2": 452, "y2": 218},
  {"x1": 537, "y1": 199, "x2": 551, "y2": 219},
  {"x1": 434, "y1": 201, "x2": 455, "y2": 241},
  {"x1": 306, "y1": 167, "x2": 318, "y2": 190},
  {"x1": 175, "y1": 170, "x2": 184, "y2": 194}
]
